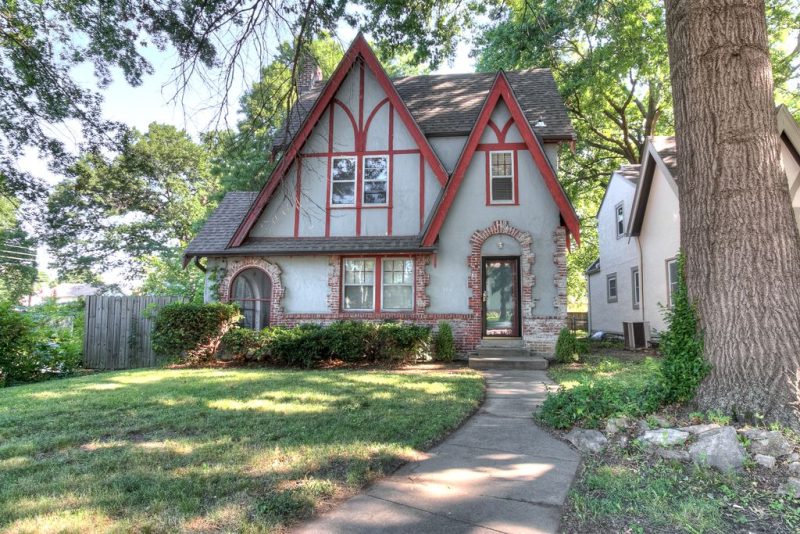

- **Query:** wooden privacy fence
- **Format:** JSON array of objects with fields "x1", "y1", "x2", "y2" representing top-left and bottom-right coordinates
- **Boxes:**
[
  {"x1": 83, "y1": 295, "x2": 184, "y2": 369},
  {"x1": 566, "y1": 312, "x2": 589, "y2": 333}
]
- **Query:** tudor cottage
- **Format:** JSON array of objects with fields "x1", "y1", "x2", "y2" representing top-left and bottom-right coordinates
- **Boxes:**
[{"x1": 184, "y1": 35, "x2": 579, "y2": 357}]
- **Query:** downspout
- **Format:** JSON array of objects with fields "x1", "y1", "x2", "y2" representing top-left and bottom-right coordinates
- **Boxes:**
[{"x1": 586, "y1": 273, "x2": 592, "y2": 333}]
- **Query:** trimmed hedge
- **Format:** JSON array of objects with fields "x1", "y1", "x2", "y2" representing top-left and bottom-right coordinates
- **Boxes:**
[
  {"x1": 222, "y1": 321, "x2": 432, "y2": 367},
  {"x1": 152, "y1": 302, "x2": 241, "y2": 363}
]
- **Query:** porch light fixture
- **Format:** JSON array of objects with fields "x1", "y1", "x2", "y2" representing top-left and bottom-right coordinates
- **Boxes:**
[
  {"x1": 534, "y1": 117, "x2": 546, "y2": 128},
  {"x1": 497, "y1": 240, "x2": 505, "y2": 249}
]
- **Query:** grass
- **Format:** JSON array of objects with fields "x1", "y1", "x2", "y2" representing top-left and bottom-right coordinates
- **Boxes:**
[
  {"x1": 563, "y1": 448, "x2": 800, "y2": 533},
  {"x1": 0, "y1": 368, "x2": 484, "y2": 532},
  {"x1": 548, "y1": 352, "x2": 661, "y2": 391},
  {"x1": 549, "y1": 352, "x2": 800, "y2": 533}
]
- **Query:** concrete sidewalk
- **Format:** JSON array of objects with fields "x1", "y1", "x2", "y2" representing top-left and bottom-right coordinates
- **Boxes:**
[{"x1": 294, "y1": 371, "x2": 580, "y2": 534}]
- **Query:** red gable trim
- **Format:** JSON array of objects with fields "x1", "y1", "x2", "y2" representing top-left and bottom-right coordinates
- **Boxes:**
[
  {"x1": 228, "y1": 34, "x2": 448, "y2": 248},
  {"x1": 422, "y1": 72, "x2": 580, "y2": 247}
]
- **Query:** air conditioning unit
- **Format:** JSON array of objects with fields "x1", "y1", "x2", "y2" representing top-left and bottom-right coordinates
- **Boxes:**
[{"x1": 623, "y1": 321, "x2": 650, "y2": 350}]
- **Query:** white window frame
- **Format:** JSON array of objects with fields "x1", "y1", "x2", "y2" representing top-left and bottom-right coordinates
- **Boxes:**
[
  {"x1": 489, "y1": 150, "x2": 515, "y2": 204},
  {"x1": 615, "y1": 202, "x2": 625, "y2": 238},
  {"x1": 631, "y1": 266, "x2": 640, "y2": 309},
  {"x1": 330, "y1": 156, "x2": 357, "y2": 207},
  {"x1": 607, "y1": 273, "x2": 618, "y2": 303},
  {"x1": 381, "y1": 257, "x2": 414, "y2": 311},
  {"x1": 342, "y1": 258, "x2": 376, "y2": 311},
  {"x1": 363, "y1": 155, "x2": 389, "y2": 206},
  {"x1": 666, "y1": 258, "x2": 679, "y2": 307}
]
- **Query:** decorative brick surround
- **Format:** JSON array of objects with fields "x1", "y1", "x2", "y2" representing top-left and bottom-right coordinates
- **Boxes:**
[{"x1": 218, "y1": 257, "x2": 285, "y2": 323}]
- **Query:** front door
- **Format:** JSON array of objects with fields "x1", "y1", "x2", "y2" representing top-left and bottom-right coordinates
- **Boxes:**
[{"x1": 482, "y1": 258, "x2": 520, "y2": 337}]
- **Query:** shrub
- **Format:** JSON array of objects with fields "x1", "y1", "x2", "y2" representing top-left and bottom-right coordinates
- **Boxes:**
[
  {"x1": 222, "y1": 327, "x2": 272, "y2": 361},
  {"x1": 0, "y1": 302, "x2": 82, "y2": 385},
  {"x1": 555, "y1": 328, "x2": 586, "y2": 363},
  {"x1": 220, "y1": 321, "x2": 432, "y2": 366},
  {"x1": 375, "y1": 322, "x2": 431, "y2": 362},
  {"x1": 433, "y1": 321, "x2": 456, "y2": 362},
  {"x1": 268, "y1": 324, "x2": 328, "y2": 368},
  {"x1": 152, "y1": 302, "x2": 241, "y2": 363},
  {"x1": 324, "y1": 320, "x2": 376, "y2": 361},
  {"x1": 537, "y1": 378, "x2": 665, "y2": 429},
  {"x1": 660, "y1": 255, "x2": 710, "y2": 404}
]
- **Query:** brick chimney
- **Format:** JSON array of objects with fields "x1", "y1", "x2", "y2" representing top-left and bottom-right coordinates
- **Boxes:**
[{"x1": 297, "y1": 53, "x2": 323, "y2": 95}]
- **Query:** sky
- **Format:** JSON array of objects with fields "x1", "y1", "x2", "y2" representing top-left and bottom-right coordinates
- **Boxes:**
[{"x1": 27, "y1": 27, "x2": 476, "y2": 288}]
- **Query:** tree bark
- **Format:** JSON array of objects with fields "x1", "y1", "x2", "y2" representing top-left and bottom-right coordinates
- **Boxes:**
[{"x1": 664, "y1": 0, "x2": 800, "y2": 428}]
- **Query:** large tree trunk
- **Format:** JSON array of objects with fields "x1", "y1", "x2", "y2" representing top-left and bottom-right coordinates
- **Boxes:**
[{"x1": 664, "y1": 0, "x2": 800, "y2": 428}]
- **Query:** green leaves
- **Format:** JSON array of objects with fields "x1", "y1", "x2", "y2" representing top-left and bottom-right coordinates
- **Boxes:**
[
  {"x1": 659, "y1": 255, "x2": 710, "y2": 404},
  {"x1": 44, "y1": 123, "x2": 217, "y2": 281}
]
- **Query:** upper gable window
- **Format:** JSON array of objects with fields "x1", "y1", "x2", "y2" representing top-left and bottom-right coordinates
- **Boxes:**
[
  {"x1": 331, "y1": 157, "x2": 357, "y2": 206},
  {"x1": 489, "y1": 151, "x2": 515, "y2": 204},
  {"x1": 615, "y1": 202, "x2": 625, "y2": 238},
  {"x1": 363, "y1": 156, "x2": 388, "y2": 205}
]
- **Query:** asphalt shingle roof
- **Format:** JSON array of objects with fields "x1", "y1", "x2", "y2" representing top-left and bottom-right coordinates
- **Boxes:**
[
  {"x1": 651, "y1": 136, "x2": 678, "y2": 177},
  {"x1": 274, "y1": 69, "x2": 575, "y2": 148},
  {"x1": 185, "y1": 192, "x2": 258, "y2": 256}
]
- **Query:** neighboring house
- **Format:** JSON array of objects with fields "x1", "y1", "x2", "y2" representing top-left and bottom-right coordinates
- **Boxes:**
[
  {"x1": 184, "y1": 34, "x2": 580, "y2": 355},
  {"x1": 588, "y1": 105, "x2": 800, "y2": 338},
  {"x1": 25, "y1": 283, "x2": 99, "y2": 306},
  {"x1": 586, "y1": 164, "x2": 642, "y2": 335}
]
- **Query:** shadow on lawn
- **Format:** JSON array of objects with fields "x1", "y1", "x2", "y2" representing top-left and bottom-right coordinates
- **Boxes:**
[{"x1": 0, "y1": 369, "x2": 482, "y2": 531}]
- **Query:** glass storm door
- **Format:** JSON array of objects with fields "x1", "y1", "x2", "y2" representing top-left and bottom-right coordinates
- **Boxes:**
[{"x1": 482, "y1": 258, "x2": 520, "y2": 337}]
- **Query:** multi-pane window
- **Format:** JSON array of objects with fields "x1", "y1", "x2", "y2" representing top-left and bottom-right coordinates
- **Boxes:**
[
  {"x1": 331, "y1": 157, "x2": 357, "y2": 205},
  {"x1": 489, "y1": 151, "x2": 514, "y2": 203},
  {"x1": 607, "y1": 273, "x2": 618, "y2": 303},
  {"x1": 382, "y1": 259, "x2": 413, "y2": 310},
  {"x1": 616, "y1": 203, "x2": 625, "y2": 237},
  {"x1": 632, "y1": 267, "x2": 640, "y2": 309},
  {"x1": 363, "y1": 156, "x2": 388, "y2": 205},
  {"x1": 667, "y1": 259, "x2": 679, "y2": 306},
  {"x1": 343, "y1": 259, "x2": 375, "y2": 310}
]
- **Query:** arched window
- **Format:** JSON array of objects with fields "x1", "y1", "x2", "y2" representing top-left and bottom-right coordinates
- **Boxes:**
[{"x1": 230, "y1": 268, "x2": 272, "y2": 330}]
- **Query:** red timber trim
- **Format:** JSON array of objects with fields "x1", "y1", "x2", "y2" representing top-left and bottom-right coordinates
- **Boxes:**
[
  {"x1": 387, "y1": 103, "x2": 394, "y2": 235},
  {"x1": 422, "y1": 72, "x2": 580, "y2": 247},
  {"x1": 227, "y1": 33, "x2": 448, "y2": 248},
  {"x1": 302, "y1": 148, "x2": 418, "y2": 157},
  {"x1": 325, "y1": 105, "x2": 335, "y2": 237},
  {"x1": 484, "y1": 152, "x2": 491, "y2": 206},
  {"x1": 293, "y1": 157, "x2": 302, "y2": 237},
  {"x1": 419, "y1": 155, "x2": 425, "y2": 231},
  {"x1": 355, "y1": 63, "x2": 365, "y2": 236},
  {"x1": 476, "y1": 142, "x2": 527, "y2": 152}
]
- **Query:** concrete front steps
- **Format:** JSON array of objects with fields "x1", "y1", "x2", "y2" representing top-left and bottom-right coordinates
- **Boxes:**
[{"x1": 469, "y1": 338, "x2": 549, "y2": 370}]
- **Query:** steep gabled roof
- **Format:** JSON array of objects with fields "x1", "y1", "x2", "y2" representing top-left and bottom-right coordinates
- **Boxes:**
[
  {"x1": 421, "y1": 72, "x2": 580, "y2": 246},
  {"x1": 595, "y1": 164, "x2": 641, "y2": 218},
  {"x1": 274, "y1": 70, "x2": 576, "y2": 148},
  {"x1": 627, "y1": 137, "x2": 678, "y2": 237},
  {"x1": 227, "y1": 33, "x2": 449, "y2": 248}
]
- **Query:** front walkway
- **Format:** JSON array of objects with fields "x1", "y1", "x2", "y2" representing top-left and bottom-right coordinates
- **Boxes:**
[{"x1": 294, "y1": 371, "x2": 580, "y2": 534}]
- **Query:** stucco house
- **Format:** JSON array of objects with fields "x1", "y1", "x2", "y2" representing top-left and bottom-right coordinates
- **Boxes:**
[
  {"x1": 184, "y1": 35, "x2": 580, "y2": 358},
  {"x1": 587, "y1": 106, "x2": 800, "y2": 339}
]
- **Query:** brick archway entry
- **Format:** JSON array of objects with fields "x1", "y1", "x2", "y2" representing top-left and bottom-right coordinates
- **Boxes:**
[{"x1": 468, "y1": 221, "x2": 536, "y2": 339}]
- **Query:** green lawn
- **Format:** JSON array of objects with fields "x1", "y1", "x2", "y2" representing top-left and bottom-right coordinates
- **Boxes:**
[
  {"x1": 0, "y1": 368, "x2": 484, "y2": 532},
  {"x1": 548, "y1": 352, "x2": 661, "y2": 391},
  {"x1": 548, "y1": 353, "x2": 800, "y2": 533}
]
